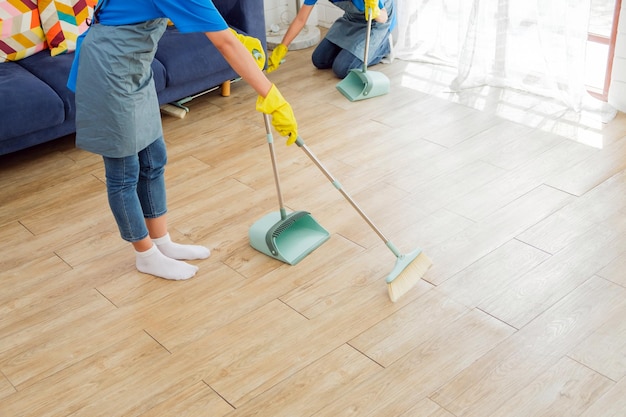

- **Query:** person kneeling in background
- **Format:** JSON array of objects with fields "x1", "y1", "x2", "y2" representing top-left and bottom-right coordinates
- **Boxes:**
[{"x1": 267, "y1": 0, "x2": 395, "y2": 78}]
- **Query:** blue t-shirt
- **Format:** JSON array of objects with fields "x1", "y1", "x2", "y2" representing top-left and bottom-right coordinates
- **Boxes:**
[
  {"x1": 92, "y1": 0, "x2": 228, "y2": 33},
  {"x1": 68, "y1": 0, "x2": 228, "y2": 91}
]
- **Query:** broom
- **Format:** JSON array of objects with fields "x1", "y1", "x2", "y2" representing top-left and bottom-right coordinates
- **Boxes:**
[{"x1": 293, "y1": 136, "x2": 432, "y2": 302}]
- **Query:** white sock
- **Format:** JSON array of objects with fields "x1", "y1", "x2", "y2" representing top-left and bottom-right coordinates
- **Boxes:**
[
  {"x1": 153, "y1": 233, "x2": 211, "y2": 260},
  {"x1": 135, "y1": 244, "x2": 199, "y2": 280}
]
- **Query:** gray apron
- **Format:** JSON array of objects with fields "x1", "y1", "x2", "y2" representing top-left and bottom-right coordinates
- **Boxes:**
[
  {"x1": 74, "y1": 18, "x2": 169, "y2": 157},
  {"x1": 325, "y1": 0, "x2": 394, "y2": 62}
]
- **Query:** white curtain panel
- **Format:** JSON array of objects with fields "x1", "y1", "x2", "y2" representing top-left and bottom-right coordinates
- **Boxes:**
[
  {"x1": 395, "y1": 0, "x2": 592, "y2": 110},
  {"x1": 608, "y1": 0, "x2": 626, "y2": 112},
  {"x1": 394, "y1": 0, "x2": 472, "y2": 66}
]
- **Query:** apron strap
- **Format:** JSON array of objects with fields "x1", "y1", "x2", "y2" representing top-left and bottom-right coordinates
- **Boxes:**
[{"x1": 88, "y1": 0, "x2": 109, "y2": 26}]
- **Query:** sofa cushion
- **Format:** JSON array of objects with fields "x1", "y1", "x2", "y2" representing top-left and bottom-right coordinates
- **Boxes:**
[
  {"x1": 38, "y1": 0, "x2": 96, "y2": 56},
  {"x1": 17, "y1": 51, "x2": 76, "y2": 118},
  {"x1": 155, "y1": 27, "x2": 230, "y2": 89},
  {"x1": 0, "y1": 61, "x2": 64, "y2": 140},
  {"x1": 0, "y1": 0, "x2": 48, "y2": 62}
]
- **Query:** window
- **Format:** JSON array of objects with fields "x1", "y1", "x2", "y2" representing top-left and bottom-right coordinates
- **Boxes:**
[{"x1": 586, "y1": 0, "x2": 622, "y2": 100}]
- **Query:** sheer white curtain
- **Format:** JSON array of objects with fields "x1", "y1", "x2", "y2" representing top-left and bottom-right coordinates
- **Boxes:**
[{"x1": 394, "y1": 0, "x2": 592, "y2": 110}]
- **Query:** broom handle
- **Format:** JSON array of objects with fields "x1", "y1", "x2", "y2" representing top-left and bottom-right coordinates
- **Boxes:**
[
  {"x1": 295, "y1": 138, "x2": 391, "y2": 244},
  {"x1": 263, "y1": 114, "x2": 287, "y2": 219},
  {"x1": 363, "y1": 7, "x2": 373, "y2": 73}
]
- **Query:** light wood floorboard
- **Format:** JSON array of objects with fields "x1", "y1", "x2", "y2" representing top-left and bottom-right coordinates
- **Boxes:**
[{"x1": 1, "y1": 44, "x2": 626, "y2": 416}]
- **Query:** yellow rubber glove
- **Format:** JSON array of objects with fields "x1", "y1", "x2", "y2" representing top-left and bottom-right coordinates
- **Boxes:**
[
  {"x1": 267, "y1": 44, "x2": 288, "y2": 73},
  {"x1": 229, "y1": 28, "x2": 266, "y2": 70},
  {"x1": 364, "y1": 0, "x2": 380, "y2": 20},
  {"x1": 256, "y1": 84, "x2": 298, "y2": 145}
]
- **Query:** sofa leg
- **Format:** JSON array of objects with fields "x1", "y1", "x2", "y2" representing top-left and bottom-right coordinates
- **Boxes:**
[{"x1": 221, "y1": 80, "x2": 231, "y2": 97}]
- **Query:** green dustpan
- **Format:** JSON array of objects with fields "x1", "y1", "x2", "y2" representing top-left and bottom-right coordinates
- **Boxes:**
[
  {"x1": 336, "y1": 7, "x2": 390, "y2": 101},
  {"x1": 249, "y1": 209, "x2": 329, "y2": 265},
  {"x1": 336, "y1": 68, "x2": 390, "y2": 101},
  {"x1": 249, "y1": 114, "x2": 330, "y2": 265}
]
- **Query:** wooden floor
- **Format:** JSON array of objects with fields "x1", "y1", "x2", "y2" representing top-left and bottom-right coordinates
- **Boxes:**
[{"x1": 2, "y1": 44, "x2": 626, "y2": 417}]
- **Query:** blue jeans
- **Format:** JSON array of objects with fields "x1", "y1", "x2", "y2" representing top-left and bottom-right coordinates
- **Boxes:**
[
  {"x1": 103, "y1": 137, "x2": 168, "y2": 242},
  {"x1": 311, "y1": 37, "x2": 391, "y2": 79}
]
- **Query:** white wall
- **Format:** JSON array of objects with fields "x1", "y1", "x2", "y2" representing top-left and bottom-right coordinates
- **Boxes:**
[
  {"x1": 263, "y1": 0, "x2": 340, "y2": 30},
  {"x1": 609, "y1": 1, "x2": 626, "y2": 111},
  {"x1": 315, "y1": 2, "x2": 343, "y2": 27}
]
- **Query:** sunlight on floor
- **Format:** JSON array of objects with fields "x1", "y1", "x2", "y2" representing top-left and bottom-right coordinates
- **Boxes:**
[{"x1": 398, "y1": 60, "x2": 616, "y2": 149}]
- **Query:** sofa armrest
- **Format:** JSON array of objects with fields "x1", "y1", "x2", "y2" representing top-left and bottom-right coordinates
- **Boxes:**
[{"x1": 214, "y1": 0, "x2": 267, "y2": 49}]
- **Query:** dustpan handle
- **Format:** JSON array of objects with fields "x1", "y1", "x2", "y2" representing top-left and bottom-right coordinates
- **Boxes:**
[
  {"x1": 363, "y1": 7, "x2": 373, "y2": 73},
  {"x1": 263, "y1": 114, "x2": 287, "y2": 219}
]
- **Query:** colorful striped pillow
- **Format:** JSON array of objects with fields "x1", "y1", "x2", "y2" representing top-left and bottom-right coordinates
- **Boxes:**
[
  {"x1": 38, "y1": 0, "x2": 96, "y2": 56},
  {"x1": 0, "y1": 0, "x2": 48, "y2": 62}
]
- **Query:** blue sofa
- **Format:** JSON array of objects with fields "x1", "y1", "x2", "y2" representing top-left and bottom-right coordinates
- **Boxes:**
[{"x1": 0, "y1": 0, "x2": 265, "y2": 156}]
